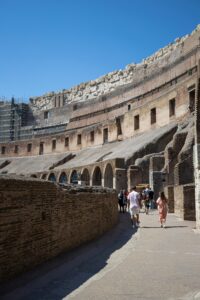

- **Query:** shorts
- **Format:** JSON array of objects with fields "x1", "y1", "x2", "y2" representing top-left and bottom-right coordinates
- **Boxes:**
[{"x1": 130, "y1": 207, "x2": 140, "y2": 216}]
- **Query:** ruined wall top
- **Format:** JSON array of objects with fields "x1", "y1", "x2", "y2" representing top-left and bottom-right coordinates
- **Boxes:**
[{"x1": 30, "y1": 25, "x2": 200, "y2": 112}]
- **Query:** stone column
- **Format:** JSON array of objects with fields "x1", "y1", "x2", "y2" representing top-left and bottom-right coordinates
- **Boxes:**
[
  {"x1": 194, "y1": 60, "x2": 200, "y2": 230},
  {"x1": 113, "y1": 176, "x2": 116, "y2": 189},
  {"x1": 115, "y1": 168, "x2": 127, "y2": 192},
  {"x1": 127, "y1": 165, "x2": 142, "y2": 191},
  {"x1": 194, "y1": 144, "x2": 200, "y2": 229},
  {"x1": 164, "y1": 185, "x2": 174, "y2": 213},
  {"x1": 102, "y1": 178, "x2": 105, "y2": 188}
]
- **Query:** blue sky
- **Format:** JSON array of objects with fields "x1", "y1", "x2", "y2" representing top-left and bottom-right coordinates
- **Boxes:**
[{"x1": 0, "y1": 0, "x2": 200, "y2": 101}]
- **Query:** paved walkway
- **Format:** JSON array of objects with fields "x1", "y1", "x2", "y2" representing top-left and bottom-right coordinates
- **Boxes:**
[{"x1": 1, "y1": 210, "x2": 200, "y2": 300}]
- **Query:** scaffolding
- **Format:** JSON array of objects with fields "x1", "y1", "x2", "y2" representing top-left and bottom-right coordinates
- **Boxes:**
[
  {"x1": 0, "y1": 97, "x2": 32, "y2": 143},
  {"x1": 0, "y1": 97, "x2": 69, "y2": 143}
]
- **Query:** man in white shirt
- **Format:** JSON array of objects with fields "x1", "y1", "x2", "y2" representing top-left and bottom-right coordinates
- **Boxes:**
[{"x1": 127, "y1": 186, "x2": 140, "y2": 228}]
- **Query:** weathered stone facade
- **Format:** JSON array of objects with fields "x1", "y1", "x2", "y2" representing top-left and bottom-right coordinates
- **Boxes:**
[
  {"x1": 29, "y1": 25, "x2": 200, "y2": 112},
  {"x1": 0, "y1": 176, "x2": 118, "y2": 281},
  {"x1": 0, "y1": 25, "x2": 200, "y2": 235}
]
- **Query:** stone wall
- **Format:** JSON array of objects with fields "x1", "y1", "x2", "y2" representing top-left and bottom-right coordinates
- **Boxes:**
[
  {"x1": 0, "y1": 177, "x2": 118, "y2": 282},
  {"x1": 174, "y1": 184, "x2": 196, "y2": 220},
  {"x1": 164, "y1": 185, "x2": 174, "y2": 213},
  {"x1": 30, "y1": 25, "x2": 200, "y2": 112}
]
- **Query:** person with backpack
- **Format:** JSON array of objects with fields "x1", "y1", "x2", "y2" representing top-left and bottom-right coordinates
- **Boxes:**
[
  {"x1": 148, "y1": 187, "x2": 155, "y2": 209},
  {"x1": 118, "y1": 190, "x2": 125, "y2": 213}
]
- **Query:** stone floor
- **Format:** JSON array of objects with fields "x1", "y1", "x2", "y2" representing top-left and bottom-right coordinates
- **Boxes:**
[{"x1": 1, "y1": 209, "x2": 200, "y2": 300}]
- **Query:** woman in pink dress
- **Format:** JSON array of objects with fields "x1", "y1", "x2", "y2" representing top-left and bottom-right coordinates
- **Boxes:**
[{"x1": 156, "y1": 191, "x2": 168, "y2": 228}]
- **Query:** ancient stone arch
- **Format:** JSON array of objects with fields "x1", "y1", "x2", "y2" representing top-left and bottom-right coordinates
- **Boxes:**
[
  {"x1": 48, "y1": 173, "x2": 56, "y2": 182},
  {"x1": 41, "y1": 173, "x2": 47, "y2": 180},
  {"x1": 92, "y1": 166, "x2": 102, "y2": 186},
  {"x1": 81, "y1": 168, "x2": 90, "y2": 185},
  {"x1": 70, "y1": 170, "x2": 78, "y2": 184},
  {"x1": 104, "y1": 163, "x2": 114, "y2": 188},
  {"x1": 59, "y1": 172, "x2": 68, "y2": 183},
  {"x1": 30, "y1": 174, "x2": 37, "y2": 178}
]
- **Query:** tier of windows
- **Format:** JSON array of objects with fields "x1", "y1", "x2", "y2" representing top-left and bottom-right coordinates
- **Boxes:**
[{"x1": 0, "y1": 93, "x2": 193, "y2": 155}]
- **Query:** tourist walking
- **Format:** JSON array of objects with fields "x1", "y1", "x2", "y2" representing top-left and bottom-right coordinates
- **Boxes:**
[
  {"x1": 143, "y1": 186, "x2": 150, "y2": 215},
  {"x1": 156, "y1": 191, "x2": 168, "y2": 228},
  {"x1": 123, "y1": 189, "x2": 128, "y2": 211},
  {"x1": 118, "y1": 190, "x2": 125, "y2": 213},
  {"x1": 148, "y1": 187, "x2": 155, "y2": 209},
  {"x1": 127, "y1": 186, "x2": 140, "y2": 228}
]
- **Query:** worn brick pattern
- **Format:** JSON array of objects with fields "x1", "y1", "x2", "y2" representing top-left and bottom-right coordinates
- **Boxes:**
[
  {"x1": 164, "y1": 185, "x2": 174, "y2": 213},
  {"x1": 174, "y1": 155, "x2": 194, "y2": 185},
  {"x1": 174, "y1": 184, "x2": 195, "y2": 220},
  {"x1": 0, "y1": 177, "x2": 118, "y2": 282}
]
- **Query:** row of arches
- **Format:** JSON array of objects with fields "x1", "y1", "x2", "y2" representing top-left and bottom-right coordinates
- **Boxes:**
[{"x1": 37, "y1": 164, "x2": 114, "y2": 188}]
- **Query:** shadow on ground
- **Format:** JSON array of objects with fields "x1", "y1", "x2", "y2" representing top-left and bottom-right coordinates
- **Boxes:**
[{"x1": 0, "y1": 212, "x2": 135, "y2": 300}]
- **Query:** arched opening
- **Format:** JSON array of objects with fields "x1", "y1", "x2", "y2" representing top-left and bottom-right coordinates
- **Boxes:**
[
  {"x1": 70, "y1": 170, "x2": 78, "y2": 184},
  {"x1": 59, "y1": 172, "x2": 67, "y2": 184},
  {"x1": 48, "y1": 173, "x2": 56, "y2": 182},
  {"x1": 104, "y1": 163, "x2": 113, "y2": 188},
  {"x1": 81, "y1": 168, "x2": 90, "y2": 185},
  {"x1": 41, "y1": 174, "x2": 47, "y2": 180},
  {"x1": 30, "y1": 174, "x2": 37, "y2": 178},
  {"x1": 92, "y1": 166, "x2": 102, "y2": 186}
]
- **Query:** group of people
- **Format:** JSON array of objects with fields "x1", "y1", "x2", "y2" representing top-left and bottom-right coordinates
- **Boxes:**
[{"x1": 118, "y1": 186, "x2": 168, "y2": 228}]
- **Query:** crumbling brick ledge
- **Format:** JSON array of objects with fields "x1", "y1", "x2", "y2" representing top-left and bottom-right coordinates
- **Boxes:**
[{"x1": 0, "y1": 176, "x2": 118, "y2": 282}]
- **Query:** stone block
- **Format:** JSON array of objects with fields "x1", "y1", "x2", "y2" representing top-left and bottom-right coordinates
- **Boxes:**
[{"x1": 174, "y1": 184, "x2": 195, "y2": 220}]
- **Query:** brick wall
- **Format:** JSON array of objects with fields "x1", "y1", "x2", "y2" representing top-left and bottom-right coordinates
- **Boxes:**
[
  {"x1": 149, "y1": 155, "x2": 165, "y2": 172},
  {"x1": 174, "y1": 156, "x2": 194, "y2": 185},
  {"x1": 174, "y1": 184, "x2": 195, "y2": 220},
  {"x1": 0, "y1": 177, "x2": 118, "y2": 282}
]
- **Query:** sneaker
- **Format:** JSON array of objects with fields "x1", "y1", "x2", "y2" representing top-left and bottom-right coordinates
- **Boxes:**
[
  {"x1": 161, "y1": 224, "x2": 163, "y2": 228},
  {"x1": 163, "y1": 224, "x2": 166, "y2": 228},
  {"x1": 132, "y1": 225, "x2": 135, "y2": 228},
  {"x1": 136, "y1": 223, "x2": 140, "y2": 227}
]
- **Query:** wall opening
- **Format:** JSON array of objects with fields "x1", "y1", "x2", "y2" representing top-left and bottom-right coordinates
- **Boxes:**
[
  {"x1": 65, "y1": 137, "x2": 69, "y2": 147},
  {"x1": 92, "y1": 166, "x2": 102, "y2": 186},
  {"x1": 30, "y1": 174, "x2": 37, "y2": 178},
  {"x1": 81, "y1": 168, "x2": 90, "y2": 185},
  {"x1": 103, "y1": 128, "x2": 108, "y2": 143},
  {"x1": 116, "y1": 118, "x2": 122, "y2": 136},
  {"x1": 90, "y1": 131, "x2": 94, "y2": 142},
  {"x1": 44, "y1": 111, "x2": 49, "y2": 119},
  {"x1": 169, "y1": 98, "x2": 176, "y2": 117},
  {"x1": 188, "y1": 89, "x2": 195, "y2": 112},
  {"x1": 27, "y1": 143, "x2": 32, "y2": 153},
  {"x1": 73, "y1": 104, "x2": 78, "y2": 111},
  {"x1": 104, "y1": 164, "x2": 113, "y2": 188},
  {"x1": 1, "y1": 146, "x2": 6, "y2": 155},
  {"x1": 151, "y1": 108, "x2": 156, "y2": 124},
  {"x1": 41, "y1": 174, "x2": 47, "y2": 180},
  {"x1": 70, "y1": 170, "x2": 78, "y2": 184},
  {"x1": 77, "y1": 134, "x2": 82, "y2": 145},
  {"x1": 59, "y1": 172, "x2": 67, "y2": 184},
  {"x1": 128, "y1": 104, "x2": 131, "y2": 111},
  {"x1": 48, "y1": 173, "x2": 56, "y2": 182},
  {"x1": 52, "y1": 139, "x2": 56, "y2": 150},
  {"x1": 14, "y1": 145, "x2": 18, "y2": 154},
  {"x1": 39, "y1": 142, "x2": 44, "y2": 155},
  {"x1": 134, "y1": 115, "x2": 140, "y2": 130}
]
